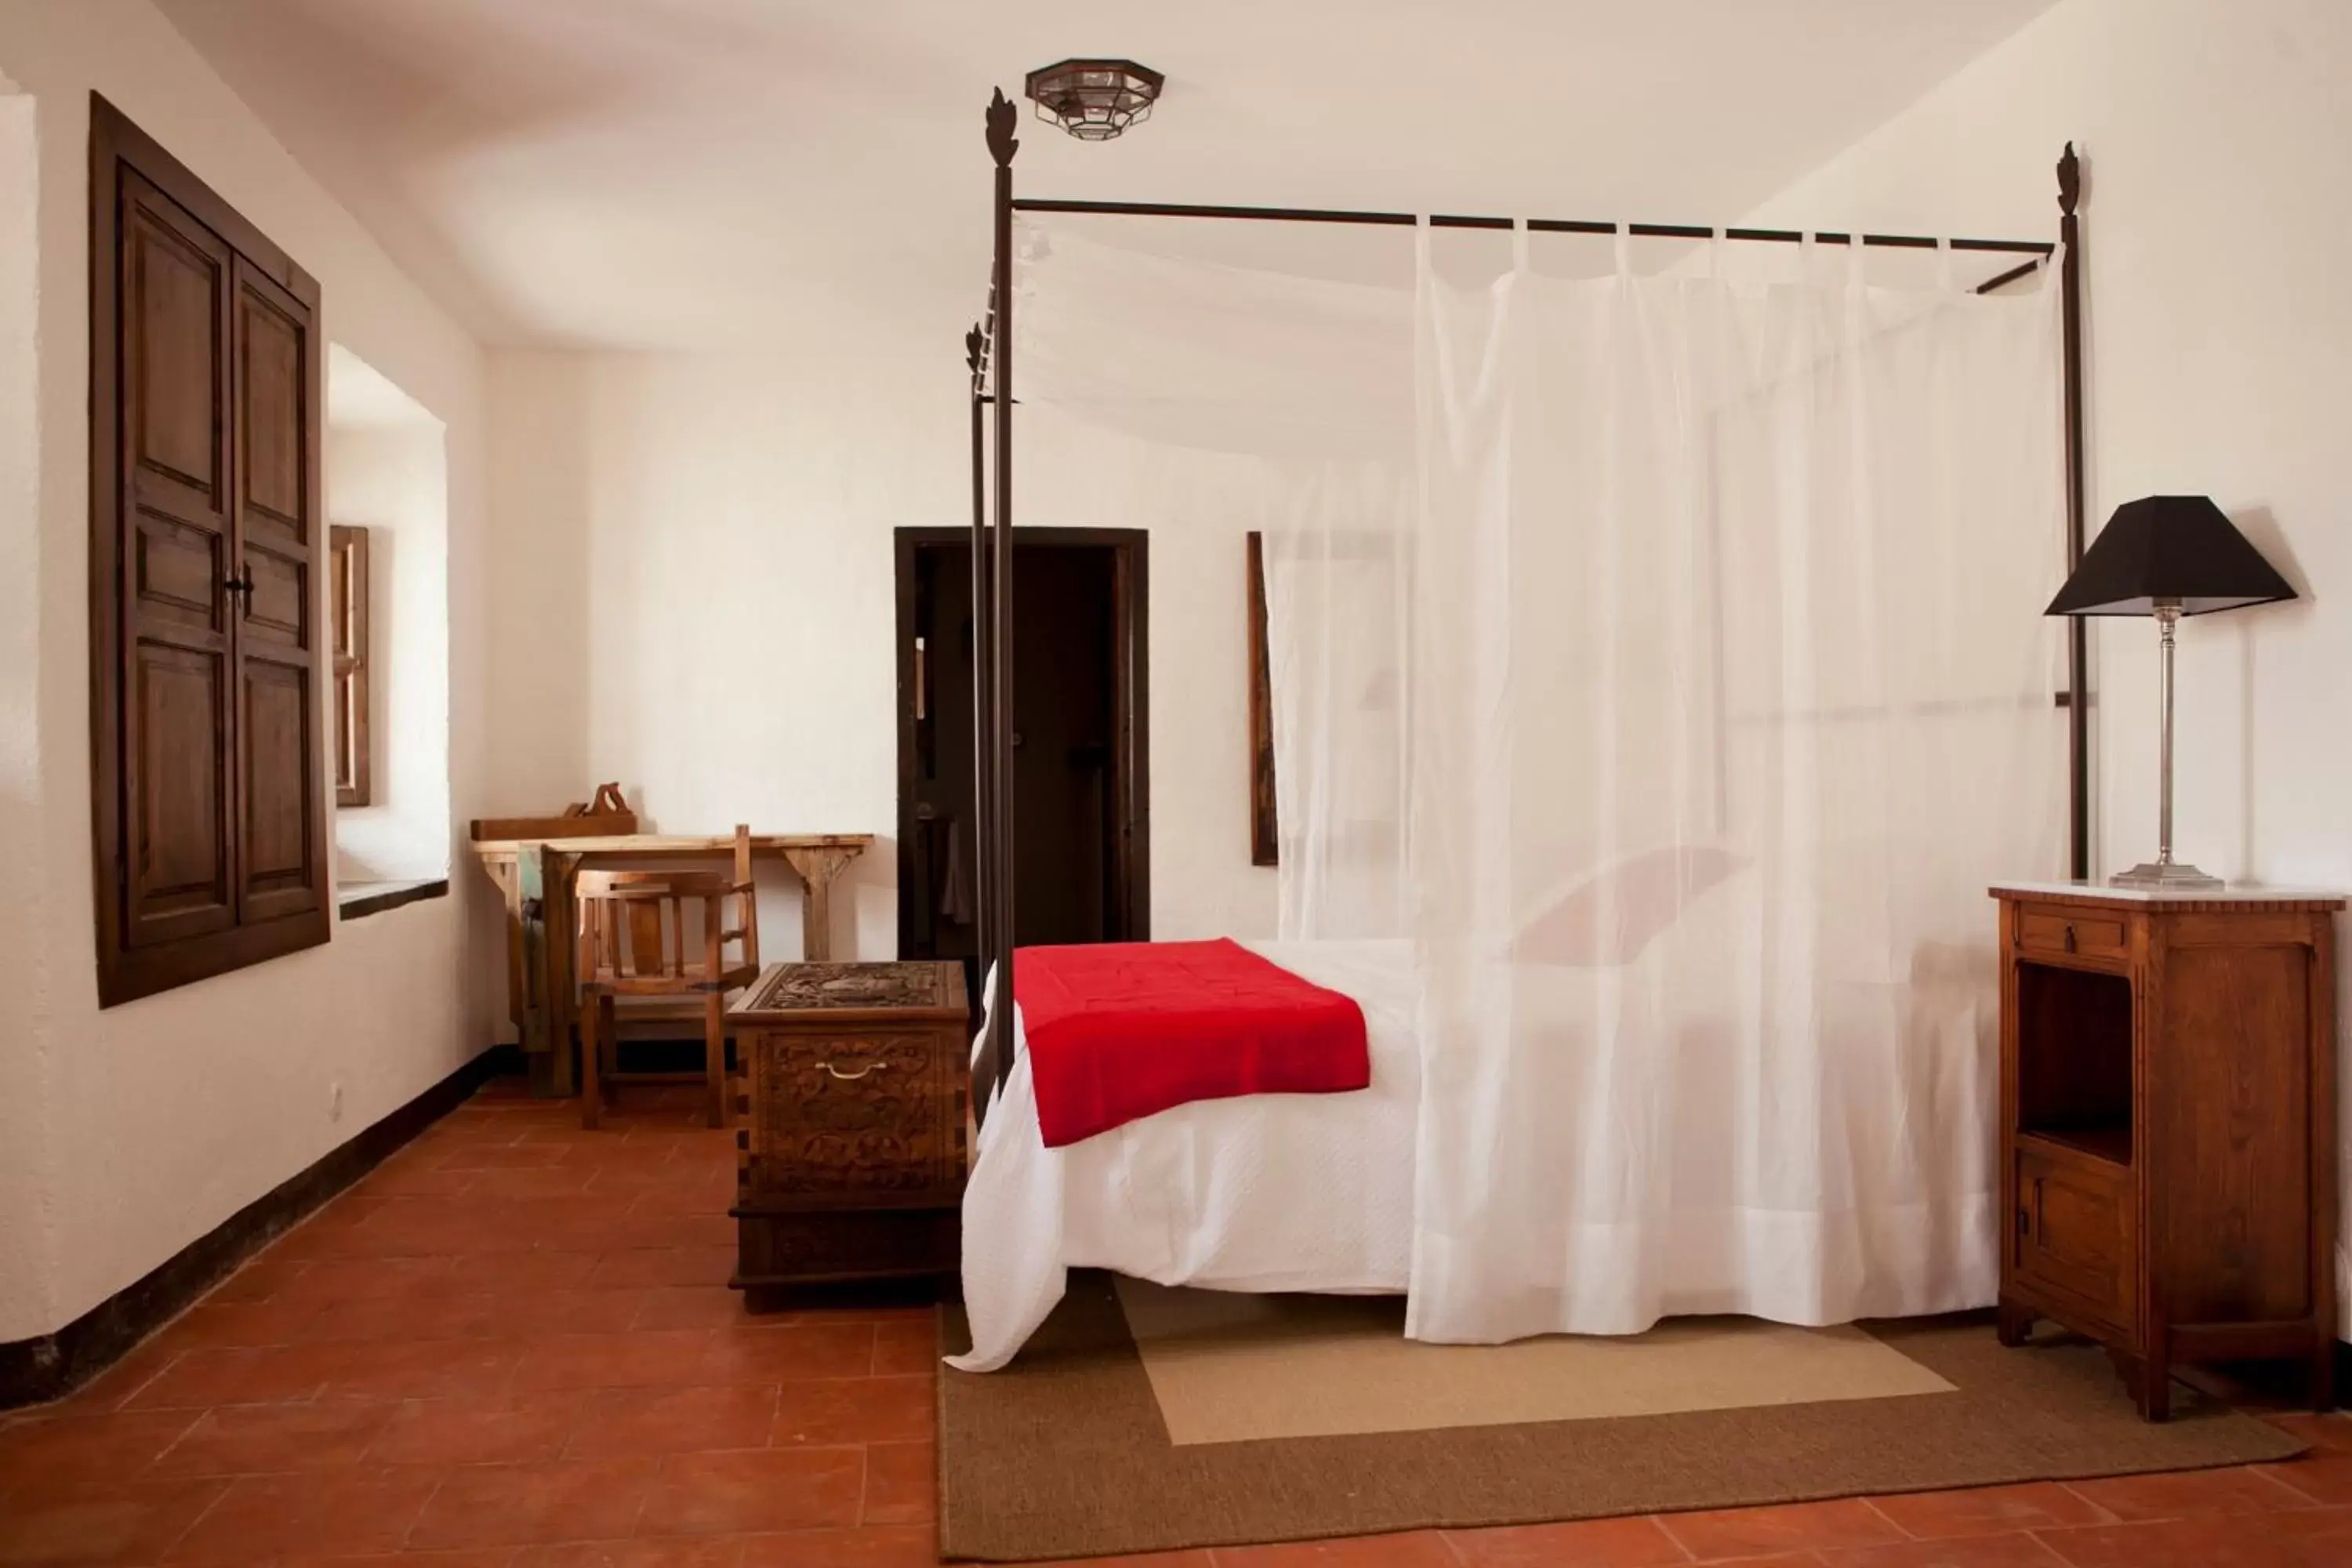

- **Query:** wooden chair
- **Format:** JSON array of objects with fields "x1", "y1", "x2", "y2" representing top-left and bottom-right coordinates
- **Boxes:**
[{"x1": 574, "y1": 825, "x2": 760, "y2": 1129}]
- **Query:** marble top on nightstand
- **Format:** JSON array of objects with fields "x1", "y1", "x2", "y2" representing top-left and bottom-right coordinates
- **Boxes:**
[{"x1": 1991, "y1": 879, "x2": 2345, "y2": 908}]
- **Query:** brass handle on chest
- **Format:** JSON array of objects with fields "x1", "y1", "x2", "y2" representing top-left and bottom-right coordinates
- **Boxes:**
[{"x1": 818, "y1": 1060, "x2": 889, "y2": 1081}]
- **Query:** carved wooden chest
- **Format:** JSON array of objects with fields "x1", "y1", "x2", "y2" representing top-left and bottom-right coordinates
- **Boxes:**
[{"x1": 727, "y1": 960, "x2": 968, "y2": 1301}]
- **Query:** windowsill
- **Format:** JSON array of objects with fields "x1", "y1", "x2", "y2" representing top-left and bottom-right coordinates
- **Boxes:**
[{"x1": 337, "y1": 877, "x2": 450, "y2": 922}]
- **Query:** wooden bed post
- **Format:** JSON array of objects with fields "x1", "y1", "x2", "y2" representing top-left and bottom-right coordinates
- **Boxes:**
[{"x1": 2059, "y1": 143, "x2": 2089, "y2": 881}]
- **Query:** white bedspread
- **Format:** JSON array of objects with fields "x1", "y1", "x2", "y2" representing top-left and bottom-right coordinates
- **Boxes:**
[{"x1": 951, "y1": 939, "x2": 1421, "y2": 1372}]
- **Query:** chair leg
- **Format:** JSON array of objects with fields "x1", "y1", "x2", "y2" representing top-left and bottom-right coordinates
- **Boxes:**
[
  {"x1": 579, "y1": 992, "x2": 602, "y2": 1131},
  {"x1": 702, "y1": 993, "x2": 727, "y2": 1130},
  {"x1": 598, "y1": 994, "x2": 619, "y2": 1111}
]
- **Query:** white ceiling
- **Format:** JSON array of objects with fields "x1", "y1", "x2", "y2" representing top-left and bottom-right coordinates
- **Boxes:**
[{"x1": 157, "y1": 0, "x2": 2060, "y2": 355}]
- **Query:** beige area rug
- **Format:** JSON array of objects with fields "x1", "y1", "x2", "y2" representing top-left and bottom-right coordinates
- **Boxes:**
[
  {"x1": 1115, "y1": 1276, "x2": 1955, "y2": 1444},
  {"x1": 938, "y1": 1271, "x2": 2308, "y2": 1563}
]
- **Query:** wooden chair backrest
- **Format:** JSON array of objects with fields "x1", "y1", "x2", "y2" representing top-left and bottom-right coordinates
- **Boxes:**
[{"x1": 575, "y1": 825, "x2": 759, "y2": 989}]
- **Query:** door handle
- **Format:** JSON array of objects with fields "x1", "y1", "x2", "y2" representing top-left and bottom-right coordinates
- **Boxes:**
[{"x1": 223, "y1": 569, "x2": 255, "y2": 608}]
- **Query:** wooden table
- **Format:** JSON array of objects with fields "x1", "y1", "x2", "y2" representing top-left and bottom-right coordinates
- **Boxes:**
[{"x1": 471, "y1": 833, "x2": 874, "y2": 1095}]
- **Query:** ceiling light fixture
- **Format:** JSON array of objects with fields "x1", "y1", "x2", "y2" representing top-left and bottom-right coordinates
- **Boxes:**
[{"x1": 1023, "y1": 58, "x2": 1164, "y2": 141}]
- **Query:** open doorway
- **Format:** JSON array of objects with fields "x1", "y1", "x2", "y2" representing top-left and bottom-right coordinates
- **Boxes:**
[{"x1": 895, "y1": 528, "x2": 1149, "y2": 975}]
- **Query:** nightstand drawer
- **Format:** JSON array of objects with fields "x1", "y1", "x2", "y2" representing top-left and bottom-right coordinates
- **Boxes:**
[{"x1": 2017, "y1": 909, "x2": 2128, "y2": 961}]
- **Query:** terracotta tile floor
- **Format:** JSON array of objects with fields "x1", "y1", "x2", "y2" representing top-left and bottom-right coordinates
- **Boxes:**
[{"x1": 4, "y1": 1076, "x2": 2350, "y2": 1566}]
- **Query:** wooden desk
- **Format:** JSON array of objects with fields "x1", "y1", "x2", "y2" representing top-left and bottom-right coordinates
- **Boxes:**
[{"x1": 472, "y1": 833, "x2": 874, "y2": 1095}]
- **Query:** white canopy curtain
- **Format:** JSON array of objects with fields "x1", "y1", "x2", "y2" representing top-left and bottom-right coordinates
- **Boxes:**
[{"x1": 1012, "y1": 213, "x2": 2069, "y2": 1341}]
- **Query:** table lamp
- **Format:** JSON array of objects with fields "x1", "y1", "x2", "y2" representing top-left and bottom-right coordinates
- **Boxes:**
[{"x1": 2045, "y1": 495, "x2": 2296, "y2": 889}]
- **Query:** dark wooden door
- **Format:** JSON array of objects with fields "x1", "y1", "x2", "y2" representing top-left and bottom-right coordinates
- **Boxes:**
[
  {"x1": 93, "y1": 96, "x2": 330, "y2": 1005},
  {"x1": 895, "y1": 529, "x2": 1148, "y2": 964}
]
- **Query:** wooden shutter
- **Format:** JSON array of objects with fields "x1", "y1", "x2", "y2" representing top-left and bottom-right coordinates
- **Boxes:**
[
  {"x1": 329, "y1": 525, "x2": 371, "y2": 807},
  {"x1": 230, "y1": 260, "x2": 327, "y2": 924},
  {"x1": 92, "y1": 96, "x2": 330, "y2": 1006},
  {"x1": 111, "y1": 172, "x2": 238, "y2": 952}
]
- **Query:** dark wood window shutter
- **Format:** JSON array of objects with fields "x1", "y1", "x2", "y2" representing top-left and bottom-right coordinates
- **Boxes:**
[
  {"x1": 91, "y1": 96, "x2": 330, "y2": 1006},
  {"x1": 329, "y1": 525, "x2": 371, "y2": 807}
]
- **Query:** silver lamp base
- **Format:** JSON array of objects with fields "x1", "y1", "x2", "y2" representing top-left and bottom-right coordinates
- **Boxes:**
[{"x1": 2110, "y1": 860, "x2": 2223, "y2": 891}]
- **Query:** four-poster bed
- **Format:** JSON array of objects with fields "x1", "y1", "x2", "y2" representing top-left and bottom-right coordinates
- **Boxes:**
[{"x1": 955, "y1": 85, "x2": 2092, "y2": 1372}]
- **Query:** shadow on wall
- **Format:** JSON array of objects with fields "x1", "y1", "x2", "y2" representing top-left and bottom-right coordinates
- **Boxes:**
[{"x1": 2223, "y1": 505, "x2": 2310, "y2": 880}]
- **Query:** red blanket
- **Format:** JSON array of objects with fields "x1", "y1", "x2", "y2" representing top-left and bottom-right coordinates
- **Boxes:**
[{"x1": 1015, "y1": 938, "x2": 1370, "y2": 1148}]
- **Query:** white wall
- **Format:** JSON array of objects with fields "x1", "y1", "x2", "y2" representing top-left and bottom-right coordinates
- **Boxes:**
[
  {"x1": 485, "y1": 350, "x2": 1276, "y2": 959},
  {"x1": 0, "y1": 0, "x2": 495, "y2": 1341},
  {"x1": 1751, "y1": 0, "x2": 2352, "y2": 1330},
  {"x1": 327, "y1": 353, "x2": 453, "y2": 883},
  {"x1": 0, "y1": 71, "x2": 50, "y2": 1345}
]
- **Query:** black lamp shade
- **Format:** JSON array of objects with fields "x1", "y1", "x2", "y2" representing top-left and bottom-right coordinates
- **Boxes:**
[{"x1": 2045, "y1": 495, "x2": 2296, "y2": 616}]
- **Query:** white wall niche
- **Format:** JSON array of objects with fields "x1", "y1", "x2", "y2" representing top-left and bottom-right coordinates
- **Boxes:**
[{"x1": 328, "y1": 343, "x2": 452, "y2": 886}]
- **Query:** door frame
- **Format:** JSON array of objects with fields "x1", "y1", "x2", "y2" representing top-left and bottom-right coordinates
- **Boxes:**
[{"x1": 893, "y1": 526, "x2": 1149, "y2": 958}]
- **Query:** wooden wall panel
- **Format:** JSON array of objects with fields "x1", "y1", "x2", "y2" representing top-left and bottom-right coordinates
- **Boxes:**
[
  {"x1": 2154, "y1": 942, "x2": 2314, "y2": 1323},
  {"x1": 127, "y1": 643, "x2": 231, "y2": 942},
  {"x1": 240, "y1": 659, "x2": 315, "y2": 913},
  {"x1": 234, "y1": 281, "x2": 307, "y2": 545}
]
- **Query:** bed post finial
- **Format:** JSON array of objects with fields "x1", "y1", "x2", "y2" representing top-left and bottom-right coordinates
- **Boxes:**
[
  {"x1": 987, "y1": 87, "x2": 1019, "y2": 169},
  {"x1": 2056, "y1": 142, "x2": 2080, "y2": 216}
]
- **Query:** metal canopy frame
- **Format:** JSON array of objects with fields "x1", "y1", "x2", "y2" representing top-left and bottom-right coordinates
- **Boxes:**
[{"x1": 966, "y1": 85, "x2": 2089, "y2": 1119}]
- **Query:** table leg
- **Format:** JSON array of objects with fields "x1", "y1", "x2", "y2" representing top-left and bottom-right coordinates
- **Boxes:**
[
  {"x1": 546, "y1": 853, "x2": 579, "y2": 1097},
  {"x1": 782, "y1": 846, "x2": 858, "y2": 961},
  {"x1": 492, "y1": 860, "x2": 526, "y2": 1037},
  {"x1": 514, "y1": 846, "x2": 566, "y2": 1097}
]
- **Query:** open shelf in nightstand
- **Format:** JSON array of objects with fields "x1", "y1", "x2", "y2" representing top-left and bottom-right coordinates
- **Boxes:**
[{"x1": 2014, "y1": 960, "x2": 2133, "y2": 1167}]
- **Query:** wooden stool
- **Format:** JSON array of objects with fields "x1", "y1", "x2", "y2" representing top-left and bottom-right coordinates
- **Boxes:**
[{"x1": 574, "y1": 826, "x2": 760, "y2": 1129}]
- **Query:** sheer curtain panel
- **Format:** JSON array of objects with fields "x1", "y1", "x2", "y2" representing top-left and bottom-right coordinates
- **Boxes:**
[{"x1": 1011, "y1": 216, "x2": 2069, "y2": 1343}]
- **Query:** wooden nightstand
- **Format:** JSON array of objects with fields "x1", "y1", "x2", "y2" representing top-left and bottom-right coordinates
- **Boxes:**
[
  {"x1": 1992, "y1": 881, "x2": 2343, "y2": 1419},
  {"x1": 726, "y1": 960, "x2": 969, "y2": 1303}
]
